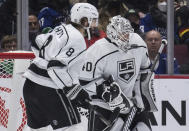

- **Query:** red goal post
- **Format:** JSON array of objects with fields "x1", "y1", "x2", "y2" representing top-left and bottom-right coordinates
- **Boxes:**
[{"x1": 0, "y1": 51, "x2": 35, "y2": 131}]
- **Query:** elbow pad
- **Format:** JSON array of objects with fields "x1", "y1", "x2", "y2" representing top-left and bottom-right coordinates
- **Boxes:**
[{"x1": 47, "y1": 60, "x2": 73, "y2": 89}]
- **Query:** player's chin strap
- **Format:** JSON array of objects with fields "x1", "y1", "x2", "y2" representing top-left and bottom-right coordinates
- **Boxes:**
[
  {"x1": 86, "y1": 27, "x2": 91, "y2": 40},
  {"x1": 84, "y1": 26, "x2": 91, "y2": 40}
]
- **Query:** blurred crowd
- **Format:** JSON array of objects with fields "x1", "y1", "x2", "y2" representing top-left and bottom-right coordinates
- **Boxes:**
[{"x1": 0, "y1": 0, "x2": 189, "y2": 74}]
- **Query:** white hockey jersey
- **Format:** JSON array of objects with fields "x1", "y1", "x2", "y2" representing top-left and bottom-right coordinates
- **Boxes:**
[
  {"x1": 79, "y1": 33, "x2": 151, "y2": 109},
  {"x1": 23, "y1": 24, "x2": 86, "y2": 89}
]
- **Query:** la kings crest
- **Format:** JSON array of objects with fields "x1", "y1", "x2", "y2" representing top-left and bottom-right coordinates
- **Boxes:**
[{"x1": 117, "y1": 59, "x2": 136, "y2": 83}]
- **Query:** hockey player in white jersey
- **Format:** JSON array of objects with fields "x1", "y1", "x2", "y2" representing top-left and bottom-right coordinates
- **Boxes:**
[
  {"x1": 78, "y1": 15, "x2": 157, "y2": 131},
  {"x1": 23, "y1": 3, "x2": 98, "y2": 131}
]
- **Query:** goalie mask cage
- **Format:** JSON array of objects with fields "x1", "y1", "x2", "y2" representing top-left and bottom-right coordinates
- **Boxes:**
[{"x1": 0, "y1": 52, "x2": 35, "y2": 131}]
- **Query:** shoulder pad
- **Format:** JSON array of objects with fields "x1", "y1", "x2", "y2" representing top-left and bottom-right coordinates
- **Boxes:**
[{"x1": 129, "y1": 33, "x2": 147, "y2": 48}]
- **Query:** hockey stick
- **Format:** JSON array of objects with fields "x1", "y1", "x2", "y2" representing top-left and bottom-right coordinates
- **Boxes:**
[
  {"x1": 122, "y1": 39, "x2": 167, "y2": 131},
  {"x1": 150, "y1": 39, "x2": 167, "y2": 72},
  {"x1": 66, "y1": 76, "x2": 104, "y2": 100}
]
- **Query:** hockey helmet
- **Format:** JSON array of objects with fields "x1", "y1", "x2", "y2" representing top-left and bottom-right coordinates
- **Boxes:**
[
  {"x1": 70, "y1": 3, "x2": 99, "y2": 28},
  {"x1": 106, "y1": 15, "x2": 134, "y2": 52}
]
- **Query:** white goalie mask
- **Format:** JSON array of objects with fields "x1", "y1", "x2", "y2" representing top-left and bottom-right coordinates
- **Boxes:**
[
  {"x1": 106, "y1": 15, "x2": 134, "y2": 52},
  {"x1": 70, "y1": 3, "x2": 99, "y2": 40}
]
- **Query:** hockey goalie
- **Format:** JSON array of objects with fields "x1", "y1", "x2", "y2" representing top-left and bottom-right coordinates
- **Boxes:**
[{"x1": 78, "y1": 15, "x2": 158, "y2": 131}]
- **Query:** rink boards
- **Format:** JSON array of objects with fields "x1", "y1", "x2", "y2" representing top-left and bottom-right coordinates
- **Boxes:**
[{"x1": 0, "y1": 74, "x2": 189, "y2": 131}]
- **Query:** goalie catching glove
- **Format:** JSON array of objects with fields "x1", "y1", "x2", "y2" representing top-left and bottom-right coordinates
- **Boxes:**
[
  {"x1": 63, "y1": 84, "x2": 91, "y2": 108},
  {"x1": 96, "y1": 75, "x2": 133, "y2": 114},
  {"x1": 96, "y1": 77, "x2": 121, "y2": 103}
]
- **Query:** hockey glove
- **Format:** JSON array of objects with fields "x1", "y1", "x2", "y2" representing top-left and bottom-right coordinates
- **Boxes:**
[
  {"x1": 96, "y1": 75, "x2": 133, "y2": 114},
  {"x1": 97, "y1": 81, "x2": 120, "y2": 102},
  {"x1": 96, "y1": 75, "x2": 121, "y2": 103},
  {"x1": 64, "y1": 84, "x2": 91, "y2": 108}
]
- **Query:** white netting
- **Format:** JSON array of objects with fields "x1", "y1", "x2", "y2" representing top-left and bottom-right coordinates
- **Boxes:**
[
  {"x1": 0, "y1": 52, "x2": 35, "y2": 131},
  {"x1": 77, "y1": 107, "x2": 89, "y2": 118}
]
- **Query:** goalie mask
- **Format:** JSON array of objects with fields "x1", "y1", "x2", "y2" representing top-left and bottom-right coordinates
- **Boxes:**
[
  {"x1": 70, "y1": 3, "x2": 99, "y2": 40},
  {"x1": 106, "y1": 15, "x2": 134, "y2": 52}
]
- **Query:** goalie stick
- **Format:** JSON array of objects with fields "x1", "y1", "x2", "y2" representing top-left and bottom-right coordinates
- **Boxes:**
[{"x1": 122, "y1": 39, "x2": 167, "y2": 131}]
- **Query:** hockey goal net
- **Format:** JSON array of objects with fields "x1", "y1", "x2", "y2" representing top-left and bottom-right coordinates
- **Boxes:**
[
  {"x1": 0, "y1": 52, "x2": 89, "y2": 131},
  {"x1": 0, "y1": 52, "x2": 35, "y2": 131}
]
